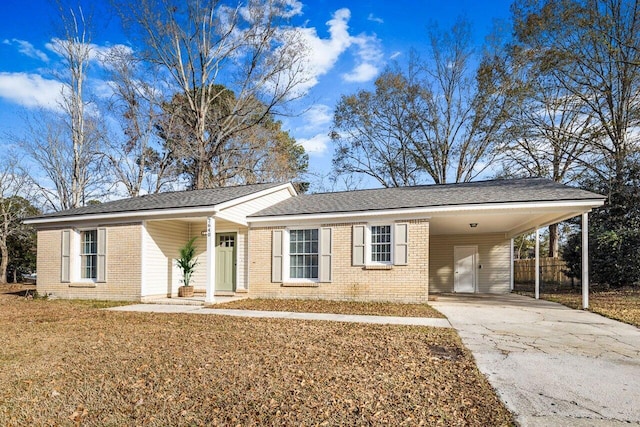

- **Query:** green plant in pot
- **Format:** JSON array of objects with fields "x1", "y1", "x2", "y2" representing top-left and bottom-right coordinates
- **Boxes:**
[{"x1": 177, "y1": 237, "x2": 198, "y2": 297}]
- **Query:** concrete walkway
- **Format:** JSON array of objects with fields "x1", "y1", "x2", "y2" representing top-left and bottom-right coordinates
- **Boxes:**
[
  {"x1": 107, "y1": 304, "x2": 452, "y2": 327},
  {"x1": 431, "y1": 293, "x2": 640, "y2": 427}
]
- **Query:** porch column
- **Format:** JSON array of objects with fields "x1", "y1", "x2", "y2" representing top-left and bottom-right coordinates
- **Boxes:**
[
  {"x1": 205, "y1": 216, "x2": 216, "y2": 304},
  {"x1": 582, "y1": 212, "x2": 589, "y2": 309},
  {"x1": 535, "y1": 228, "x2": 540, "y2": 299},
  {"x1": 510, "y1": 238, "x2": 514, "y2": 291}
]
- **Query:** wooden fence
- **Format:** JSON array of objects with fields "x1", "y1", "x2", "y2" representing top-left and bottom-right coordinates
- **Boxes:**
[{"x1": 513, "y1": 257, "x2": 575, "y2": 287}]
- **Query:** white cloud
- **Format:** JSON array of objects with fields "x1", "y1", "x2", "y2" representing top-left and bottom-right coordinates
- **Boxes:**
[
  {"x1": 390, "y1": 51, "x2": 402, "y2": 60},
  {"x1": 341, "y1": 31, "x2": 383, "y2": 82},
  {"x1": 367, "y1": 13, "x2": 383, "y2": 24},
  {"x1": 298, "y1": 133, "x2": 330, "y2": 155},
  {"x1": 342, "y1": 62, "x2": 379, "y2": 82},
  {"x1": 289, "y1": 8, "x2": 383, "y2": 93},
  {"x1": 238, "y1": 0, "x2": 303, "y2": 22},
  {"x1": 276, "y1": 0, "x2": 304, "y2": 18},
  {"x1": 0, "y1": 72, "x2": 63, "y2": 110},
  {"x1": 3, "y1": 38, "x2": 49, "y2": 62},
  {"x1": 301, "y1": 104, "x2": 333, "y2": 131},
  {"x1": 294, "y1": 8, "x2": 352, "y2": 87},
  {"x1": 92, "y1": 79, "x2": 116, "y2": 99}
]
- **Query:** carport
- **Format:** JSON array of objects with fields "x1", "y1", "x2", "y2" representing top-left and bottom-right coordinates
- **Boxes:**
[{"x1": 425, "y1": 186, "x2": 605, "y2": 308}]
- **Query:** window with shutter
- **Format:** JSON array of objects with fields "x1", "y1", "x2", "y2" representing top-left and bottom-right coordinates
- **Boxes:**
[
  {"x1": 289, "y1": 229, "x2": 319, "y2": 279},
  {"x1": 352, "y1": 223, "x2": 410, "y2": 267},
  {"x1": 80, "y1": 230, "x2": 98, "y2": 279},
  {"x1": 61, "y1": 230, "x2": 71, "y2": 283}
]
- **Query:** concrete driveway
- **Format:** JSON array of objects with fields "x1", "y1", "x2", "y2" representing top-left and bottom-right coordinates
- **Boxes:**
[{"x1": 430, "y1": 293, "x2": 640, "y2": 427}]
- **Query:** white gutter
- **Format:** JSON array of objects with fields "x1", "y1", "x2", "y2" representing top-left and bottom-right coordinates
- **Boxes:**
[{"x1": 24, "y1": 206, "x2": 220, "y2": 225}]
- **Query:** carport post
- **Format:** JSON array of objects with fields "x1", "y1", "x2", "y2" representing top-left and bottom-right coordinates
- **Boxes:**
[
  {"x1": 582, "y1": 213, "x2": 589, "y2": 309},
  {"x1": 535, "y1": 228, "x2": 540, "y2": 299},
  {"x1": 510, "y1": 238, "x2": 514, "y2": 291}
]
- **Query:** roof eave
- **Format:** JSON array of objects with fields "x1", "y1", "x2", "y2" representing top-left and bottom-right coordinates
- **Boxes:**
[
  {"x1": 23, "y1": 205, "x2": 221, "y2": 226},
  {"x1": 247, "y1": 198, "x2": 605, "y2": 224},
  {"x1": 24, "y1": 182, "x2": 296, "y2": 226}
]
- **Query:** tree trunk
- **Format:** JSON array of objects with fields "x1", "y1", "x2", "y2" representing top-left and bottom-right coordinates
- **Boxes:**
[
  {"x1": 0, "y1": 241, "x2": 8, "y2": 284},
  {"x1": 548, "y1": 223, "x2": 559, "y2": 258}
]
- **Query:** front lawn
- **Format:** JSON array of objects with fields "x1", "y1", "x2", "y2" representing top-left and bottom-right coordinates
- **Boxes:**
[
  {"x1": 213, "y1": 298, "x2": 445, "y2": 318},
  {"x1": 0, "y1": 294, "x2": 512, "y2": 426},
  {"x1": 520, "y1": 288, "x2": 640, "y2": 328}
]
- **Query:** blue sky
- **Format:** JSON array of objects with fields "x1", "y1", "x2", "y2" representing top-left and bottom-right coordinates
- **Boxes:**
[{"x1": 0, "y1": 0, "x2": 513, "y2": 191}]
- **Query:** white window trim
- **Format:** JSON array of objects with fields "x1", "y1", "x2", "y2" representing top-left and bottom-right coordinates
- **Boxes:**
[
  {"x1": 365, "y1": 223, "x2": 394, "y2": 266},
  {"x1": 74, "y1": 228, "x2": 98, "y2": 283},
  {"x1": 283, "y1": 227, "x2": 322, "y2": 283}
]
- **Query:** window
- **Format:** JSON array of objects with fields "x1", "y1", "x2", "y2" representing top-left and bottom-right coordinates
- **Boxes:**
[
  {"x1": 352, "y1": 223, "x2": 408, "y2": 267},
  {"x1": 370, "y1": 225, "x2": 391, "y2": 263},
  {"x1": 272, "y1": 227, "x2": 331, "y2": 284},
  {"x1": 61, "y1": 228, "x2": 106, "y2": 283},
  {"x1": 80, "y1": 230, "x2": 97, "y2": 279},
  {"x1": 289, "y1": 229, "x2": 319, "y2": 279}
]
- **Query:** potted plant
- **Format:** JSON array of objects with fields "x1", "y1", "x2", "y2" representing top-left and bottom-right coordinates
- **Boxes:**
[{"x1": 177, "y1": 237, "x2": 198, "y2": 297}]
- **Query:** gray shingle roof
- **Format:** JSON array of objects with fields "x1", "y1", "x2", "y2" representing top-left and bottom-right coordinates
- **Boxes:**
[
  {"x1": 250, "y1": 178, "x2": 605, "y2": 218},
  {"x1": 33, "y1": 182, "x2": 284, "y2": 219}
]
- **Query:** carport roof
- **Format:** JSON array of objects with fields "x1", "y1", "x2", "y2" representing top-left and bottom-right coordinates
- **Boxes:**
[{"x1": 250, "y1": 178, "x2": 605, "y2": 218}]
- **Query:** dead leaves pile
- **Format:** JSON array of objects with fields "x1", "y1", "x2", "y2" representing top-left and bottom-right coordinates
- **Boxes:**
[
  {"x1": 0, "y1": 295, "x2": 512, "y2": 426},
  {"x1": 213, "y1": 298, "x2": 446, "y2": 318},
  {"x1": 537, "y1": 288, "x2": 640, "y2": 328}
]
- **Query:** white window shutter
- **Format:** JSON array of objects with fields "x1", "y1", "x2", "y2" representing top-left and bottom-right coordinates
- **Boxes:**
[
  {"x1": 272, "y1": 230, "x2": 283, "y2": 283},
  {"x1": 394, "y1": 223, "x2": 409, "y2": 265},
  {"x1": 96, "y1": 228, "x2": 107, "y2": 283},
  {"x1": 352, "y1": 225, "x2": 365, "y2": 266},
  {"x1": 61, "y1": 230, "x2": 71, "y2": 283},
  {"x1": 319, "y1": 227, "x2": 332, "y2": 282}
]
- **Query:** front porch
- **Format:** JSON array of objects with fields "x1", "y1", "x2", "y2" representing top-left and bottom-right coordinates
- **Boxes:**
[{"x1": 142, "y1": 215, "x2": 249, "y2": 304}]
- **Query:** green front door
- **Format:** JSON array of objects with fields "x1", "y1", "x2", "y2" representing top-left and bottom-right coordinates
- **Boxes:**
[{"x1": 215, "y1": 233, "x2": 236, "y2": 292}]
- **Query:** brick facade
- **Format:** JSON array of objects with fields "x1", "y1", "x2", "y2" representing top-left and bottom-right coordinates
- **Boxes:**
[
  {"x1": 36, "y1": 223, "x2": 142, "y2": 301},
  {"x1": 248, "y1": 220, "x2": 430, "y2": 303}
]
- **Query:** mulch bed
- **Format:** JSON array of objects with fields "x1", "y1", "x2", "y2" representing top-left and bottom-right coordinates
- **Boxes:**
[
  {"x1": 0, "y1": 295, "x2": 512, "y2": 426},
  {"x1": 212, "y1": 298, "x2": 446, "y2": 318}
]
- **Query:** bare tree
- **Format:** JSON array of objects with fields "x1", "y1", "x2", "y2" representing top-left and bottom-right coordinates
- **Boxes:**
[
  {"x1": 501, "y1": 0, "x2": 640, "y2": 257},
  {"x1": 0, "y1": 156, "x2": 35, "y2": 284},
  {"x1": 116, "y1": 0, "x2": 309, "y2": 189},
  {"x1": 412, "y1": 20, "x2": 509, "y2": 184},
  {"x1": 331, "y1": 68, "x2": 424, "y2": 188},
  {"x1": 16, "y1": 5, "x2": 104, "y2": 211},
  {"x1": 331, "y1": 20, "x2": 509, "y2": 187},
  {"x1": 17, "y1": 108, "x2": 103, "y2": 212},
  {"x1": 512, "y1": 0, "x2": 640, "y2": 189},
  {"x1": 99, "y1": 46, "x2": 178, "y2": 196},
  {"x1": 496, "y1": 68, "x2": 598, "y2": 256},
  {"x1": 54, "y1": 5, "x2": 96, "y2": 207}
]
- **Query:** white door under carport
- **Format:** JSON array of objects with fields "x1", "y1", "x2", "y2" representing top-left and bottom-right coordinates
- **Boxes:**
[{"x1": 454, "y1": 245, "x2": 477, "y2": 293}]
